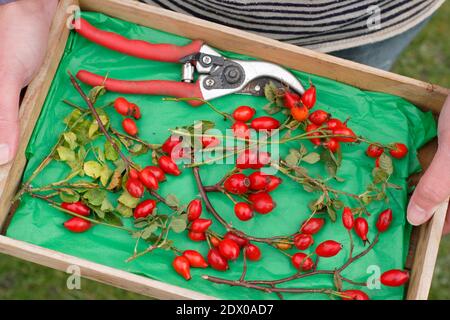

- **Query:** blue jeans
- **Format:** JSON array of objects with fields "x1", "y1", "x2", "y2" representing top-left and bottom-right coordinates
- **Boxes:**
[{"x1": 330, "y1": 18, "x2": 431, "y2": 71}]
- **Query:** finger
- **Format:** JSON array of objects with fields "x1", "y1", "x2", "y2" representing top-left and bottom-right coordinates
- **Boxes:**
[
  {"x1": 407, "y1": 95, "x2": 450, "y2": 226},
  {"x1": 0, "y1": 80, "x2": 21, "y2": 165},
  {"x1": 443, "y1": 206, "x2": 450, "y2": 235}
]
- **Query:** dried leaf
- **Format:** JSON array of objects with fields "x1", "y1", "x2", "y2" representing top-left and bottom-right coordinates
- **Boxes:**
[
  {"x1": 378, "y1": 153, "x2": 393, "y2": 175},
  {"x1": 118, "y1": 190, "x2": 140, "y2": 208},
  {"x1": 56, "y1": 146, "x2": 76, "y2": 162},
  {"x1": 302, "y1": 152, "x2": 320, "y2": 164}
]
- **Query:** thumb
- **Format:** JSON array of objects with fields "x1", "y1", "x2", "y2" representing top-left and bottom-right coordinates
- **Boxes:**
[
  {"x1": 407, "y1": 147, "x2": 450, "y2": 225},
  {"x1": 0, "y1": 79, "x2": 21, "y2": 165}
]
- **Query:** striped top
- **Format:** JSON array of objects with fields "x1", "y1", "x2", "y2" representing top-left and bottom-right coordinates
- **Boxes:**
[{"x1": 142, "y1": 0, "x2": 444, "y2": 52}]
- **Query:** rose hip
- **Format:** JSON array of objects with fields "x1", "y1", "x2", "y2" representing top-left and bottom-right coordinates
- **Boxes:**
[
  {"x1": 284, "y1": 91, "x2": 301, "y2": 109},
  {"x1": 324, "y1": 138, "x2": 339, "y2": 153},
  {"x1": 187, "y1": 199, "x2": 202, "y2": 221},
  {"x1": 172, "y1": 256, "x2": 191, "y2": 280},
  {"x1": 309, "y1": 110, "x2": 330, "y2": 125},
  {"x1": 389, "y1": 142, "x2": 408, "y2": 159},
  {"x1": 333, "y1": 127, "x2": 357, "y2": 143},
  {"x1": 306, "y1": 123, "x2": 321, "y2": 146},
  {"x1": 366, "y1": 144, "x2": 384, "y2": 158},
  {"x1": 354, "y1": 217, "x2": 369, "y2": 244},
  {"x1": 158, "y1": 156, "x2": 181, "y2": 176},
  {"x1": 63, "y1": 217, "x2": 91, "y2": 233},
  {"x1": 294, "y1": 233, "x2": 314, "y2": 250},
  {"x1": 114, "y1": 97, "x2": 131, "y2": 116},
  {"x1": 126, "y1": 178, "x2": 144, "y2": 198},
  {"x1": 291, "y1": 252, "x2": 314, "y2": 271},
  {"x1": 61, "y1": 201, "x2": 90, "y2": 216},
  {"x1": 250, "y1": 116, "x2": 280, "y2": 131},
  {"x1": 248, "y1": 192, "x2": 275, "y2": 214},
  {"x1": 291, "y1": 105, "x2": 309, "y2": 122},
  {"x1": 341, "y1": 290, "x2": 369, "y2": 300},
  {"x1": 122, "y1": 118, "x2": 138, "y2": 136},
  {"x1": 245, "y1": 244, "x2": 261, "y2": 261},
  {"x1": 231, "y1": 121, "x2": 250, "y2": 139},
  {"x1": 201, "y1": 136, "x2": 220, "y2": 149},
  {"x1": 380, "y1": 269, "x2": 409, "y2": 287},
  {"x1": 342, "y1": 207, "x2": 354, "y2": 230},
  {"x1": 234, "y1": 202, "x2": 253, "y2": 221},
  {"x1": 326, "y1": 118, "x2": 345, "y2": 130},
  {"x1": 209, "y1": 235, "x2": 221, "y2": 247},
  {"x1": 143, "y1": 166, "x2": 165, "y2": 182},
  {"x1": 162, "y1": 136, "x2": 182, "y2": 155},
  {"x1": 133, "y1": 199, "x2": 156, "y2": 219},
  {"x1": 224, "y1": 232, "x2": 249, "y2": 248},
  {"x1": 208, "y1": 248, "x2": 229, "y2": 271},
  {"x1": 232, "y1": 105, "x2": 256, "y2": 122},
  {"x1": 300, "y1": 218, "x2": 325, "y2": 234},
  {"x1": 182, "y1": 250, "x2": 208, "y2": 268},
  {"x1": 130, "y1": 103, "x2": 141, "y2": 120},
  {"x1": 236, "y1": 149, "x2": 271, "y2": 169},
  {"x1": 138, "y1": 167, "x2": 159, "y2": 190},
  {"x1": 188, "y1": 231, "x2": 206, "y2": 242},
  {"x1": 315, "y1": 240, "x2": 342, "y2": 257},
  {"x1": 223, "y1": 173, "x2": 250, "y2": 194},
  {"x1": 376, "y1": 208, "x2": 393, "y2": 233},
  {"x1": 301, "y1": 83, "x2": 316, "y2": 109},
  {"x1": 218, "y1": 239, "x2": 240, "y2": 260},
  {"x1": 190, "y1": 218, "x2": 212, "y2": 233}
]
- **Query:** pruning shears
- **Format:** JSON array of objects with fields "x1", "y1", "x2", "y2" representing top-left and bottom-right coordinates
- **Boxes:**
[{"x1": 73, "y1": 18, "x2": 305, "y2": 106}]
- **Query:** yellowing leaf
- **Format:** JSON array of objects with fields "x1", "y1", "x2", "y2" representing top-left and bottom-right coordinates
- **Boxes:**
[
  {"x1": 83, "y1": 161, "x2": 102, "y2": 179},
  {"x1": 57, "y1": 146, "x2": 76, "y2": 162}
]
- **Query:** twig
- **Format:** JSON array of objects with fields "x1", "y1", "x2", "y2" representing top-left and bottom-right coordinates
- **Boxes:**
[{"x1": 68, "y1": 71, "x2": 132, "y2": 169}]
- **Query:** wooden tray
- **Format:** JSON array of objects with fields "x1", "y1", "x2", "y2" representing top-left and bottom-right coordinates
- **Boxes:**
[{"x1": 0, "y1": 0, "x2": 448, "y2": 300}]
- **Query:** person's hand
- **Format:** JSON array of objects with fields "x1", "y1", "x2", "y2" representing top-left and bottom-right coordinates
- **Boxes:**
[
  {"x1": 0, "y1": 0, "x2": 58, "y2": 165},
  {"x1": 408, "y1": 95, "x2": 450, "y2": 235}
]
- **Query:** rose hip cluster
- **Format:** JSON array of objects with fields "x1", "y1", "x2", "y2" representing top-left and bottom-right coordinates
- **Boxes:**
[
  {"x1": 222, "y1": 171, "x2": 281, "y2": 221},
  {"x1": 289, "y1": 218, "x2": 343, "y2": 271},
  {"x1": 231, "y1": 105, "x2": 280, "y2": 138},
  {"x1": 180, "y1": 197, "x2": 261, "y2": 276},
  {"x1": 114, "y1": 97, "x2": 141, "y2": 136}
]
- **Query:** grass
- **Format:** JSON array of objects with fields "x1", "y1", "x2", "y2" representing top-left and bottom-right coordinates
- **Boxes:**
[{"x1": 0, "y1": 3, "x2": 449, "y2": 300}]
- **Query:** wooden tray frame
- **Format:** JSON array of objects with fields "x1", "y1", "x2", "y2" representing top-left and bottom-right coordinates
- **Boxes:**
[{"x1": 0, "y1": 0, "x2": 448, "y2": 300}]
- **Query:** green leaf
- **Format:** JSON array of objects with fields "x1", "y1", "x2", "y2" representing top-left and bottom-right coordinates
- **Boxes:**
[
  {"x1": 64, "y1": 109, "x2": 83, "y2": 126},
  {"x1": 372, "y1": 167, "x2": 389, "y2": 184},
  {"x1": 327, "y1": 206, "x2": 337, "y2": 222},
  {"x1": 116, "y1": 203, "x2": 133, "y2": 218},
  {"x1": 302, "y1": 152, "x2": 320, "y2": 164},
  {"x1": 142, "y1": 224, "x2": 158, "y2": 239},
  {"x1": 100, "y1": 197, "x2": 114, "y2": 212},
  {"x1": 103, "y1": 212, "x2": 123, "y2": 226},
  {"x1": 264, "y1": 82, "x2": 277, "y2": 102},
  {"x1": 378, "y1": 153, "x2": 393, "y2": 175},
  {"x1": 83, "y1": 189, "x2": 107, "y2": 207},
  {"x1": 59, "y1": 188, "x2": 80, "y2": 203},
  {"x1": 88, "y1": 121, "x2": 99, "y2": 138},
  {"x1": 118, "y1": 190, "x2": 140, "y2": 208},
  {"x1": 165, "y1": 194, "x2": 180, "y2": 208},
  {"x1": 56, "y1": 146, "x2": 76, "y2": 162},
  {"x1": 104, "y1": 140, "x2": 119, "y2": 161},
  {"x1": 63, "y1": 132, "x2": 78, "y2": 150},
  {"x1": 170, "y1": 216, "x2": 187, "y2": 233},
  {"x1": 285, "y1": 149, "x2": 300, "y2": 167},
  {"x1": 83, "y1": 161, "x2": 103, "y2": 179},
  {"x1": 99, "y1": 164, "x2": 113, "y2": 187},
  {"x1": 88, "y1": 86, "x2": 106, "y2": 104}
]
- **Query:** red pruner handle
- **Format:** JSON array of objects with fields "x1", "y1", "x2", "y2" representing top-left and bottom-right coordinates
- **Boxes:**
[
  {"x1": 76, "y1": 70, "x2": 204, "y2": 106},
  {"x1": 73, "y1": 18, "x2": 204, "y2": 63}
]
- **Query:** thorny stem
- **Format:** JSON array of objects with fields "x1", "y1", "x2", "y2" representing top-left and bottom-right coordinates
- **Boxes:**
[
  {"x1": 68, "y1": 72, "x2": 132, "y2": 169},
  {"x1": 110, "y1": 127, "x2": 160, "y2": 150},
  {"x1": 163, "y1": 97, "x2": 234, "y2": 121}
]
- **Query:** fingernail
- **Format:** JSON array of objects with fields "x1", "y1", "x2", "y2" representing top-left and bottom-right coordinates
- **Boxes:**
[
  {"x1": 407, "y1": 202, "x2": 429, "y2": 226},
  {"x1": 0, "y1": 144, "x2": 11, "y2": 165}
]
